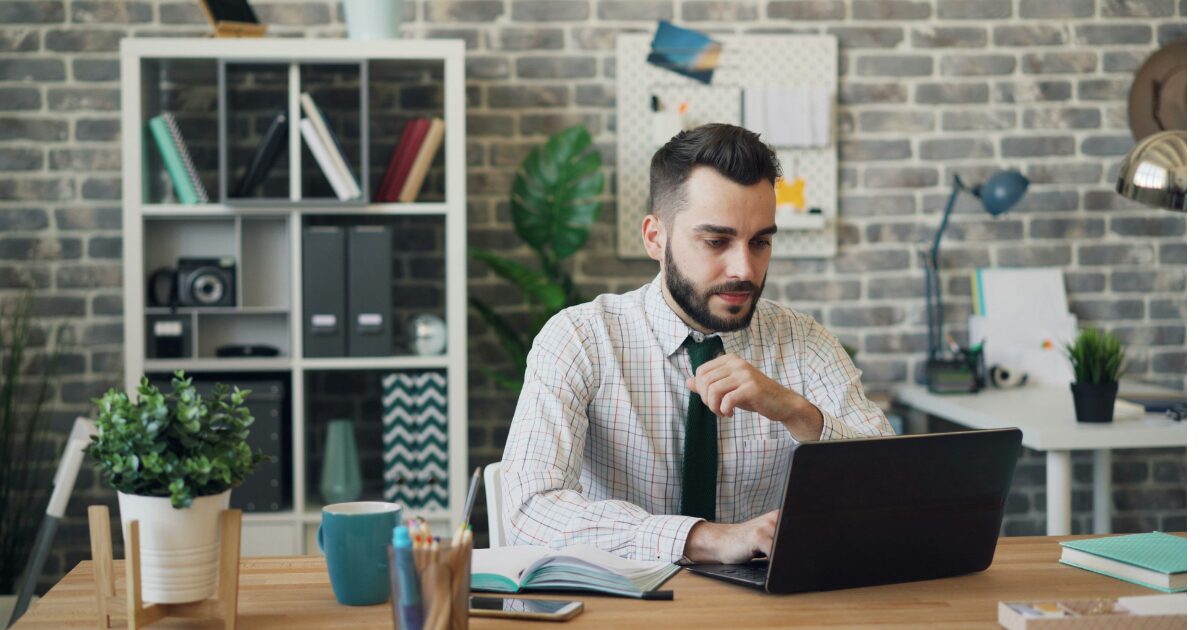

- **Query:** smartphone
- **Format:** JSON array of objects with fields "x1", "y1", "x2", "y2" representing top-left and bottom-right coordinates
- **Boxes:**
[{"x1": 468, "y1": 596, "x2": 584, "y2": 621}]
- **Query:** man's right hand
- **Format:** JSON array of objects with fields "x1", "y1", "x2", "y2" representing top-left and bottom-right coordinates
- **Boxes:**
[{"x1": 682, "y1": 509, "x2": 779, "y2": 565}]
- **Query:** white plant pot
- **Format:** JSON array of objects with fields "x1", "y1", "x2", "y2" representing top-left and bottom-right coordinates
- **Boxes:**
[{"x1": 117, "y1": 490, "x2": 230, "y2": 604}]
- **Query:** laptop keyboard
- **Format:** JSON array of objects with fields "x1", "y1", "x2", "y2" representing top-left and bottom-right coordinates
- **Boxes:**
[{"x1": 689, "y1": 562, "x2": 768, "y2": 586}]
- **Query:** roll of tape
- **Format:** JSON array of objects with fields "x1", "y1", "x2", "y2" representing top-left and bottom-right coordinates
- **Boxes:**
[{"x1": 989, "y1": 364, "x2": 1028, "y2": 389}]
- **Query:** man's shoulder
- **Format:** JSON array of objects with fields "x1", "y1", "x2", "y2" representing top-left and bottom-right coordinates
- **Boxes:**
[
  {"x1": 753, "y1": 297, "x2": 818, "y2": 335},
  {"x1": 551, "y1": 283, "x2": 650, "y2": 328}
]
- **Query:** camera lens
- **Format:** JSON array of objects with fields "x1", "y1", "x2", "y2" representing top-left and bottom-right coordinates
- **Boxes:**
[{"x1": 191, "y1": 272, "x2": 225, "y2": 305}]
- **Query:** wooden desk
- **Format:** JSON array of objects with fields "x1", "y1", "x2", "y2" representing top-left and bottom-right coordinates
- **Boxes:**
[{"x1": 15, "y1": 535, "x2": 1178, "y2": 628}]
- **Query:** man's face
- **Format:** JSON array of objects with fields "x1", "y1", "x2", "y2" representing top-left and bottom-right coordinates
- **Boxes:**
[{"x1": 657, "y1": 166, "x2": 777, "y2": 333}]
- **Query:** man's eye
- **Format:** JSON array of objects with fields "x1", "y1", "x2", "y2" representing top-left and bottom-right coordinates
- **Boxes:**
[
  {"x1": 753, "y1": 239, "x2": 772, "y2": 248},
  {"x1": 705, "y1": 239, "x2": 725, "y2": 248}
]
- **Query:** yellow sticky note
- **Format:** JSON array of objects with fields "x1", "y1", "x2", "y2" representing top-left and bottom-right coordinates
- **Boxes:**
[{"x1": 776, "y1": 177, "x2": 806, "y2": 211}]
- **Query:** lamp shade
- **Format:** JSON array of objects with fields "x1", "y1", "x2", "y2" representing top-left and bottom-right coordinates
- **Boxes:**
[
  {"x1": 976, "y1": 170, "x2": 1029, "y2": 217},
  {"x1": 1115, "y1": 130, "x2": 1186, "y2": 211}
]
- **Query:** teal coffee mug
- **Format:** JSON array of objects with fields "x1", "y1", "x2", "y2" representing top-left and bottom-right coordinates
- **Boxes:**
[{"x1": 318, "y1": 501, "x2": 401, "y2": 605}]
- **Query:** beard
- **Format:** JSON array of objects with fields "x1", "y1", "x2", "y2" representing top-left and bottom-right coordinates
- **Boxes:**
[{"x1": 664, "y1": 241, "x2": 765, "y2": 333}]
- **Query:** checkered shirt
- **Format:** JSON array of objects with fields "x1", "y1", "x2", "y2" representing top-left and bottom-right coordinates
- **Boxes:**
[{"x1": 500, "y1": 276, "x2": 894, "y2": 562}]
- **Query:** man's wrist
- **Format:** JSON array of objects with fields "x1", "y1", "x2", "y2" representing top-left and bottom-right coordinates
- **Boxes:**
[{"x1": 783, "y1": 393, "x2": 824, "y2": 441}]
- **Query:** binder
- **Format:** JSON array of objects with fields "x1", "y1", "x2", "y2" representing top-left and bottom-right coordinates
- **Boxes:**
[
  {"x1": 302, "y1": 226, "x2": 347, "y2": 357},
  {"x1": 347, "y1": 226, "x2": 393, "y2": 356},
  {"x1": 234, "y1": 110, "x2": 287, "y2": 197}
]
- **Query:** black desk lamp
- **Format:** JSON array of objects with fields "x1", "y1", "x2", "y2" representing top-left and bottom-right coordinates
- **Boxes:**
[{"x1": 924, "y1": 170, "x2": 1028, "y2": 393}]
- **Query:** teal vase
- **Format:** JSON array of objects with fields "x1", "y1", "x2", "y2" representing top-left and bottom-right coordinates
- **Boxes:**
[{"x1": 320, "y1": 420, "x2": 363, "y2": 504}]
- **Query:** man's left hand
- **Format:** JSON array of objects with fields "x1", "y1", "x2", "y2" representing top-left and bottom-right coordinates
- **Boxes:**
[{"x1": 686, "y1": 355, "x2": 823, "y2": 440}]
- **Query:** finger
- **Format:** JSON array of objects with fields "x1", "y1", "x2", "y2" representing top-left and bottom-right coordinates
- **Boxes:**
[
  {"x1": 719, "y1": 382, "x2": 754, "y2": 417},
  {"x1": 705, "y1": 374, "x2": 741, "y2": 418},
  {"x1": 686, "y1": 377, "x2": 697, "y2": 393}
]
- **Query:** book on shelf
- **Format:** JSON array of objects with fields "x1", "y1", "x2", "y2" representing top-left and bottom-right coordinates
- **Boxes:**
[
  {"x1": 299, "y1": 92, "x2": 361, "y2": 200},
  {"x1": 147, "y1": 113, "x2": 208, "y2": 204},
  {"x1": 471, "y1": 544, "x2": 679, "y2": 599},
  {"x1": 375, "y1": 120, "x2": 416, "y2": 202},
  {"x1": 234, "y1": 110, "x2": 288, "y2": 198},
  {"x1": 1059, "y1": 531, "x2": 1186, "y2": 593},
  {"x1": 379, "y1": 118, "x2": 430, "y2": 203},
  {"x1": 300, "y1": 118, "x2": 355, "y2": 201},
  {"x1": 398, "y1": 117, "x2": 445, "y2": 203}
]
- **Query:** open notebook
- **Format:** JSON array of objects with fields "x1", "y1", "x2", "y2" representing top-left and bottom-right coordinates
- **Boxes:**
[{"x1": 471, "y1": 545, "x2": 679, "y2": 598}]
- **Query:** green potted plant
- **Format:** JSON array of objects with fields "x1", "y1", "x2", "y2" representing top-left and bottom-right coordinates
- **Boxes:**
[
  {"x1": 469, "y1": 124, "x2": 604, "y2": 391},
  {"x1": 85, "y1": 371, "x2": 268, "y2": 604},
  {"x1": 1065, "y1": 328, "x2": 1126, "y2": 423}
]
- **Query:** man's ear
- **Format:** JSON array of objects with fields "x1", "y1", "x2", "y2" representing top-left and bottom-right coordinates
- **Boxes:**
[{"x1": 642, "y1": 214, "x2": 666, "y2": 262}]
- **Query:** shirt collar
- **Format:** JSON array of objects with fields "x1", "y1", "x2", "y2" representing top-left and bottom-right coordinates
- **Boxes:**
[{"x1": 644, "y1": 274, "x2": 752, "y2": 358}]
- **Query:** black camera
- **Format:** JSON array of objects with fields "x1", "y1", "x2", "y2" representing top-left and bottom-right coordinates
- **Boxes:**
[{"x1": 177, "y1": 257, "x2": 237, "y2": 307}]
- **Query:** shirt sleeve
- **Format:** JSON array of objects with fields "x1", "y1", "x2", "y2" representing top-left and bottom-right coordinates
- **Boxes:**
[
  {"x1": 797, "y1": 315, "x2": 896, "y2": 440},
  {"x1": 499, "y1": 310, "x2": 702, "y2": 562}
]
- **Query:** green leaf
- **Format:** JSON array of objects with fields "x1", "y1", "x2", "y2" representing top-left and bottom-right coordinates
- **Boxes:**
[
  {"x1": 469, "y1": 249, "x2": 566, "y2": 311},
  {"x1": 469, "y1": 296, "x2": 530, "y2": 373}
]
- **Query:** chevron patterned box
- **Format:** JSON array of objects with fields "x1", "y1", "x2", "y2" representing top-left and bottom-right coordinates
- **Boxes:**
[{"x1": 382, "y1": 371, "x2": 449, "y2": 510}]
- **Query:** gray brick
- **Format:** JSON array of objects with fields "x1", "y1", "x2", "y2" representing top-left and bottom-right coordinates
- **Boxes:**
[
  {"x1": 827, "y1": 27, "x2": 904, "y2": 49},
  {"x1": 1030, "y1": 218, "x2": 1104, "y2": 239},
  {"x1": 426, "y1": 29, "x2": 480, "y2": 50},
  {"x1": 75, "y1": 118, "x2": 119, "y2": 141},
  {"x1": 865, "y1": 222, "x2": 932, "y2": 243},
  {"x1": 0, "y1": 147, "x2": 42, "y2": 171},
  {"x1": 784, "y1": 279, "x2": 861, "y2": 301},
  {"x1": 57, "y1": 203, "x2": 119, "y2": 230},
  {"x1": 864, "y1": 331, "x2": 925, "y2": 352},
  {"x1": 857, "y1": 55, "x2": 931, "y2": 77},
  {"x1": 1102, "y1": 0, "x2": 1174, "y2": 15},
  {"x1": 30, "y1": 296, "x2": 85, "y2": 317},
  {"x1": 0, "y1": 88, "x2": 40, "y2": 111},
  {"x1": 0, "y1": 266, "x2": 49, "y2": 289},
  {"x1": 253, "y1": 3, "x2": 330, "y2": 25},
  {"x1": 1075, "y1": 24, "x2": 1152, "y2": 45},
  {"x1": 937, "y1": 0, "x2": 1011, "y2": 18},
  {"x1": 49, "y1": 148, "x2": 121, "y2": 171},
  {"x1": 71, "y1": 1, "x2": 153, "y2": 22},
  {"x1": 159, "y1": 2, "x2": 207, "y2": 23},
  {"x1": 994, "y1": 25, "x2": 1068, "y2": 47},
  {"x1": 0, "y1": 208, "x2": 49, "y2": 230},
  {"x1": 1019, "y1": 0, "x2": 1095, "y2": 18},
  {"x1": 941, "y1": 54, "x2": 1016, "y2": 76},
  {"x1": 864, "y1": 166, "x2": 938, "y2": 188},
  {"x1": 1112, "y1": 270, "x2": 1185, "y2": 292},
  {"x1": 1000, "y1": 136, "x2": 1073, "y2": 157},
  {"x1": 839, "y1": 83, "x2": 906, "y2": 104},
  {"x1": 71, "y1": 59, "x2": 119, "y2": 82},
  {"x1": 851, "y1": 0, "x2": 930, "y2": 19},
  {"x1": 834, "y1": 248, "x2": 910, "y2": 272},
  {"x1": 597, "y1": 1, "x2": 673, "y2": 19},
  {"x1": 859, "y1": 111, "x2": 933, "y2": 133},
  {"x1": 570, "y1": 27, "x2": 621, "y2": 50},
  {"x1": 426, "y1": 0, "x2": 504, "y2": 22},
  {"x1": 493, "y1": 27, "x2": 564, "y2": 50},
  {"x1": 1081, "y1": 135, "x2": 1134, "y2": 157},
  {"x1": 467, "y1": 114, "x2": 514, "y2": 136},
  {"x1": 840, "y1": 194, "x2": 914, "y2": 217},
  {"x1": 996, "y1": 245, "x2": 1071, "y2": 267},
  {"x1": 995, "y1": 80, "x2": 1072, "y2": 103},
  {"x1": 919, "y1": 138, "x2": 992, "y2": 160},
  {"x1": 1017, "y1": 191, "x2": 1080, "y2": 213},
  {"x1": 0, "y1": 59, "x2": 66, "y2": 82},
  {"x1": 0, "y1": 237, "x2": 80, "y2": 260},
  {"x1": 0, "y1": 178, "x2": 73, "y2": 201},
  {"x1": 915, "y1": 83, "x2": 987, "y2": 104},
  {"x1": 465, "y1": 57, "x2": 509, "y2": 79},
  {"x1": 575, "y1": 84, "x2": 615, "y2": 107},
  {"x1": 0, "y1": 117, "x2": 67, "y2": 142},
  {"x1": 839, "y1": 139, "x2": 911, "y2": 161},
  {"x1": 1152, "y1": 460, "x2": 1185, "y2": 483},
  {"x1": 88, "y1": 236, "x2": 122, "y2": 259},
  {"x1": 489, "y1": 142, "x2": 538, "y2": 167},
  {"x1": 1151, "y1": 352, "x2": 1185, "y2": 374},
  {"x1": 92, "y1": 294, "x2": 123, "y2": 315},
  {"x1": 48, "y1": 87, "x2": 119, "y2": 112},
  {"x1": 1022, "y1": 107, "x2": 1101, "y2": 130},
  {"x1": 1078, "y1": 79, "x2": 1131, "y2": 101},
  {"x1": 516, "y1": 56, "x2": 595, "y2": 79},
  {"x1": 858, "y1": 360, "x2": 907, "y2": 384},
  {"x1": 513, "y1": 1, "x2": 588, "y2": 21},
  {"x1": 942, "y1": 111, "x2": 1016, "y2": 131},
  {"x1": 1084, "y1": 190, "x2": 1143, "y2": 211},
  {"x1": 950, "y1": 220, "x2": 1022, "y2": 241},
  {"x1": 1111, "y1": 216, "x2": 1187, "y2": 237},
  {"x1": 56, "y1": 264, "x2": 121, "y2": 288},
  {"x1": 1078, "y1": 243, "x2": 1155, "y2": 266},
  {"x1": 911, "y1": 27, "x2": 985, "y2": 48},
  {"x1": 683, "y1": 1, "x2": 757, "y2": 20},
  {"x1": 0, "y1": 30, "x2": 39, "y2": 52},
  {"x1": 1157, "y1": 23, "x2": 1186, "y2": 45},
  {"x1": 1022, "y1": 52, "x2": 1097, "y2": 74},
  {"x1": 487, "y1": 85, "x2": 569, "y2": 109},
  {"x1": 1103, "y1": 51, "x2": 1147, "y2": 73},
  {"x1": 520, "y1": 112, "x2": 604, "y2": 137},
  {"x1": 0, "y1": 2, "x2": 65, "y2": 23},
  {"x1": 1065, "y1": 272, "x2": 1105, "y2": 293},
  {"x1": 828, "y1": 305, "x2": 905, "y2": 327},
  {"x1": 766, "y1": 0, "x2": 846, "y2": 19},
  {"x1": 1150, "y1": 298, "x2": 1184, "y2": 320},
  {"x1": 1160, "y1": 243, "x2": 1185, "y2": 264},
  {"x1": 44, "y1": 29, "x2": 123, "y2": 52}
]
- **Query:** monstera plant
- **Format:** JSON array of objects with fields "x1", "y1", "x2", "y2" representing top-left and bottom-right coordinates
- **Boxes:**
[{"x1": 470, "y1": 125, "x2": 604, "y2": 391}]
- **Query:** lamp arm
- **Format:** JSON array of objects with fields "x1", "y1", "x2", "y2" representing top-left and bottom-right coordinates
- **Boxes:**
[{"x1": 926, "y1": 177, "x2": 965, "y2": 360}]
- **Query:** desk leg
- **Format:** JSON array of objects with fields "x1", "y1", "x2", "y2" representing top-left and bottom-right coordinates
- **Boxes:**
[
  {"x1": 1046, "y1": 451, "x2": 1071, "y2": 536},
  {"x1": 1092, "y1": 449, "x2": 1112, "y2": 535}
]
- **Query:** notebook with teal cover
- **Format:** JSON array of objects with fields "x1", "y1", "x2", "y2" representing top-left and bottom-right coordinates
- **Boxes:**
[{"x1": 1059, "y1": 532, "x2": 1186, "y2": 593}]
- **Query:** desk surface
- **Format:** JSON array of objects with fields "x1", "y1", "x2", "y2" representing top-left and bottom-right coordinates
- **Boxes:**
[
  {"x1": 895, "y1": 385, "x2": 1186, "y2": 450},
  {"x1": 15, "y1": 535, "x2": 1181, "y2": 629}
]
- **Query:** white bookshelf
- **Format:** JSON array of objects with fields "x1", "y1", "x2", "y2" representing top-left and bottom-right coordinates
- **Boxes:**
[{"x1": 120, "y1": 38, "x2": 467, "y2": 556}]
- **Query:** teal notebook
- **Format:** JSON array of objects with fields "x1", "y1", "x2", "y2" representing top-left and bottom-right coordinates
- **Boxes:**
[
  {"x1": 148, "y1": 114, "x2": 201, "y2": 204},
  {"x1": 1059, "y1": 532, "x2": 1186, "y2": 593},
  {"x1": 471, "y1": 545, "x2": 679, "y2": 599}
]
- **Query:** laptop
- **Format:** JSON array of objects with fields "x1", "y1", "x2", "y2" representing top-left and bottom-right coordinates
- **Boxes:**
[{"x1": 686, "y1": 428, "x2": 1023, "y2": 594}]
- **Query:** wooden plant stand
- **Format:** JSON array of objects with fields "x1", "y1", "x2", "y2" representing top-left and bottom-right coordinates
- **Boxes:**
[{"x1": 87, "y1": 505, "x2": 242, "y2": 629}]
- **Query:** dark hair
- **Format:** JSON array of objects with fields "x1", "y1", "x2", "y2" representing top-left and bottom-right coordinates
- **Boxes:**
[{"x1": 649, "y1": 123, "x2": 781, "y2": 222}]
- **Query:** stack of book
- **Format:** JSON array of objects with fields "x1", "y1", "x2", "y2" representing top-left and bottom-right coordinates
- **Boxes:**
[
  {"x1": 374, "y1": 117, "x2": 446, "y2": 203},
  {"x1": 1058, "y1": 531, "x2": 1186, "y2": 593},
  {"x1": 147, "y1": 113, "x2": 209, "y2": 205},
  {"x1": 299, "y1": 92, "x2": 362, "y2": 201}
]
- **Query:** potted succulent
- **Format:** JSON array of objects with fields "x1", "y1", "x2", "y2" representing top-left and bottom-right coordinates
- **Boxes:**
[
  {"x1": 1065, "y1": 328, "x2": 1126, "y2": 424},
  {"x1": 85, "y1": 371, "x2": 268, "y2": 604}
]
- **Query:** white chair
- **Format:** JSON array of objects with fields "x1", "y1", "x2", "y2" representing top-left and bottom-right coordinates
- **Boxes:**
[{"x1": 483, "y1": 462, "x2": 508, "y2": 548}]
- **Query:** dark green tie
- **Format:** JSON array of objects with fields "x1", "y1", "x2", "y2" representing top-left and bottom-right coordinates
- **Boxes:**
[{"x1": 680, "y1": 335, "x2": 724, "y2": 521}]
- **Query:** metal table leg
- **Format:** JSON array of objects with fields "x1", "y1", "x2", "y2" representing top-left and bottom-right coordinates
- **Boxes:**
[
  {"x1": 1093, "y1": 449, "x2": 1112, "y2": 535},
  {"x1": 1046, "y1": 450, "x2": 1071, "y2": 536}
]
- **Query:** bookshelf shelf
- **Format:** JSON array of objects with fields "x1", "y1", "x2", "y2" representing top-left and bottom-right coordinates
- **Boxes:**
[{"x1": 123, "y1": 38, "x2": 467, "y2": 556}]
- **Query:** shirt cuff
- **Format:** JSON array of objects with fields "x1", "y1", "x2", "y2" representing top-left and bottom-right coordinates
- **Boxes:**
[
  {"x1": 814, "y1": 403, "x2": 836, "y2": 440},
  {"x1": 635, "y1": 514, "x2": 704, "y2": 563}
]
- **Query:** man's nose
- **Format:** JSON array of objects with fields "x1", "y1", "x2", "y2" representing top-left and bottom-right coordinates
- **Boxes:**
[{"x1": 726, "y1": 245, "x2": 754, "y2": 280}]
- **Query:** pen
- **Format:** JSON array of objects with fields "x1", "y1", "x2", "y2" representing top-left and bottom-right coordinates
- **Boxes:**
[{"x1": 461, "y1": 466, "x2": 482, "y2": 524}]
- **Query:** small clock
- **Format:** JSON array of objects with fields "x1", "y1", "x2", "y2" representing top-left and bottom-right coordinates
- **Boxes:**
[{"x1": 408, "y1": 314, "x2": 447, "y2": 356}]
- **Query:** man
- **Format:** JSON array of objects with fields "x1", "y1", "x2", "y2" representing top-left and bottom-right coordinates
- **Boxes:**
[{"x1": 500, "y1": 123, "x2": 893, "y2": 565}]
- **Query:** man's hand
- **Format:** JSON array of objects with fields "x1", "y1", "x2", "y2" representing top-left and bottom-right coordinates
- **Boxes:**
[
  {"x1": 682, "y1": 510, "x2": 779, "y2": 565},
  {"x1": 686, "y1": 355, "x2": 823, "y2": 440}
]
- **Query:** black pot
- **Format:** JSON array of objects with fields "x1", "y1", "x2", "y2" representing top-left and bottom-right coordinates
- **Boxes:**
[{"x1": 1071, "y1": 381, "x2": 1119, "y2": 423}]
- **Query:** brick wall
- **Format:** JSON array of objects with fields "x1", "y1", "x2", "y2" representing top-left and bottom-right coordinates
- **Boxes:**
[{"x1": 0, "y1": 0, "x2": 1185, "y2": 591}]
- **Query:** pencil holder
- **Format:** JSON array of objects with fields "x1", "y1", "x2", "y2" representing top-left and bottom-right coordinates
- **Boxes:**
[{"x1": 391, "y1": 528, "x2": 472, "y2": 630}]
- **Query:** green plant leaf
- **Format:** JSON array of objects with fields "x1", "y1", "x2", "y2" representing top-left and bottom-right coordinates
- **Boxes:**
[
  {"x1": 470, "y1": 248, "x2": 567, "y2": 311},
  {"x1": 511, "y1": 125, "x2": 603, "y2": 257},
  {"x1": 469, "y1": 296, "x2": 530, "y2": 373}
]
